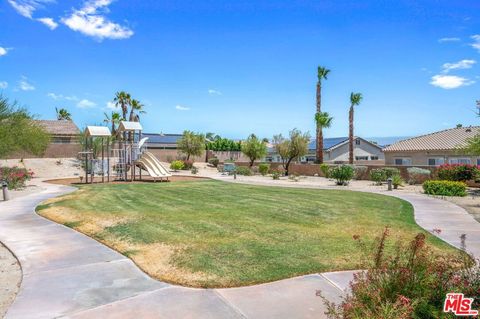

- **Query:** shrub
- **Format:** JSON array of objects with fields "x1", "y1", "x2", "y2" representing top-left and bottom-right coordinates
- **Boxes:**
[
  {"x1": 407, "y1": 167, "x2": 431, "y2": 185},
  {"x1": 166, "y1": 155, "x2": 174, "y2": 163},
  {"x1": 191, "y1": 166, "x2": 198, "y2": 174},
  {"x1": 330, "y1": 165, "x2": 355, "y2": 185},
  {"x1": 353, "y1": 165, "x2": 368, "y2": 180},
  {"x1": 272, "y1": 171, "x2": 280, "y2": 180},
  {"x1": 423, "y1": 180, "x2": 467, "y2": 196},
  {"x1": 383, "y1": 167, "x2": 400, "y2": 178},
  {"x1": 370, "y1": 168, "x2": 386, "y2": 185},
  {"x1": 170, "y1": 160, "x2": 184, "y2": 171},
  {"x1": 392, "y1": 174, "x2": 403, "y2": 189},
  {"x1": 182, "y1": 160, "x2": 194, "y2": 170},
  {"x1": 235, "y1": 166, "x2": 253, "y2": 176},
  {"x1": 208, "y1": 157, "x2": 219, "y2": 167},
  {"x1": 258, "y1": 163, "x2": 270, "y2": 176},
  {"x1": 320, "y1": 163, "x2": 331, "y2": 178},
  {"x1": 437, "y1": 164, "x2": 478, "y2": 182},
  {"x1": 321, "y1": 229, "x2": 479, "y2": 319},
  {"x1": 0, "y1": 166, "x2": 34, "y2": 190}
]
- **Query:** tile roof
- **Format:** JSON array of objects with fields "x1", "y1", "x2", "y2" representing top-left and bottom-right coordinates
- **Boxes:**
[
  {"x1": 35, "y1": 120, "x2": 80, "y2": 135},
  {"x1": 383, "y1": 126, "x2": 480, "y2": 152}
]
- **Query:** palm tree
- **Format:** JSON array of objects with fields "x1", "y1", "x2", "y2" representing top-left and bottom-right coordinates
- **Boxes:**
[
  {"x1": 103, "y1": 111, "x2": 122, "y2": 136},
  {"x1": 316, "y1": 66, "x2": 330, "y2": 163},
  {"x1": 55, "y1": 107, "x2": 72, "y2": 120},
  {"x1": 129, "y1": 99, "x2": 145, "y2": 122},
  {"x1": 315, "y1": 111, "x2": 333, "y2": 161},
  {"x1": 348, "y1": 92, "x2": 363, "y2": 164},
  {"x1": 113, "y1": 91, "x2": 131, "y2": 120}
]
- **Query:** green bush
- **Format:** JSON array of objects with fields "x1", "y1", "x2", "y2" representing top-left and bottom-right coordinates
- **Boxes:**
[
  {"x1": 320, "y1": 163, "x2": 330, "y2": 178},
  {"x1": 170, "y1": 160, "x2": 184, "y2": 171},
  {"x1": 208, "y1": 157, "x2": 219, "y2": 167},
  {"x1": 258, "y1": 163, "x2": 270, "y2": 176},
  {"x1": 383, "y1": 167, "x2": 400, "y2": 178},
  {"x1": 0, "y1": 166, "x2": 34, "y2": 190},
  {"x1": 272, "y1": 171, "x2": 280, "y2": 180},
  {"x1": 330, "y1": 165, "x2": 355, "y2": 185},
  {"x1": 370, "y1": 168, "x2": 386, "y2": 185},
  {"x1": 437, "y1": 164, "x2": 478, "y2": 182},
  {"x1": 407, "y1": 167, "x2": 431, "y2": 185},
  {"x1": 235, "y1": 166, "x2": 253, "y2": 176},
  {"x1": 392, "y1": 174, "x2": 404, "y2": 189},
  {"x1": 423, "y1": 180, "x2": 467, "y2": 196}
]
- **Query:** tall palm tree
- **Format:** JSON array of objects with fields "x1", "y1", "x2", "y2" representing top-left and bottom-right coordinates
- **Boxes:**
[
  {"x1": 55, "y1": 107, "x2": 72, "y2": 120},
  {"x1": 315, "y1": 111, "x2": 333, "y2": 161},
  {"x1": 316, "y1": 66, "x2": 330, "y2": 163},
  {"x1": 103, "y1": 111, "x2": 122, "y2": 136},
  {"x1": 113, "y1": 91, "x2": 131, "y2": 120},
  {"x1": 129, "y1": 99, "x2": 145, "y2": 122},
  {"x1": 348, "y1": 92, "x2": 363, "y2": 164}
]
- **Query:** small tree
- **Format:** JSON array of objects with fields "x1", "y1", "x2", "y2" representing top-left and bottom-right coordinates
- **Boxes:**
[
  {"x1": 178, "y1": 130, "x2": 205, "y2": 161},
  {"x1": 272, "y1": 129, "x2": 310, "y2": 176},
  {"x1": 241, "y1": 134, "x2": 267, "y2": 167},
  {"x1": 0, "y1": 95, "x2": 50, "y2": 158}
]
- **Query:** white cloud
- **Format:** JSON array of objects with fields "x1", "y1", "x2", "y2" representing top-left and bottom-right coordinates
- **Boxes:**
[
  {"x1": 106, "y1": 101, "x2": 116, "y2": 110},
  {"x1": 442, "y1": 59, "x2": 476, "y2": 73},
  {"x1": 0, "y1": 82, "x2": 8, "y2": 89},
  {"x1": 471, "y1": 35, "x2": 480, "y2": 52},
  {"x1": 47, "y1": 93, "x2": 78, "y2": 101},
  {"x1": 77, "y1": 99, "x2": 96, "y2": 108},
  {"x1": 0, "y1": 47, "x2": 8, "y2": 57},
  {"x1": 208, "y1": 89, "x2": 222, "y2": 96},
  {"x1": 7, "y1": 0, "x2": 53, "y2": 18},
  {"x1": 430, "y1": 75, "x2": 475, "y2": 89},
  {"x1": 18, "y1": 76, "x2": 35, "y2": 91},
  {"x1": 37, "y1": 17, "x2": 58, "y2": 30},
  {"x1": 62, "y1": 0, "x2": 134, "y2": 40},
  {"x1": 438, "y1": 37, "x2": 461, "y2": 43},
  {"x1": 175, "y1": 105, "x2": 190, "y2": 111}
]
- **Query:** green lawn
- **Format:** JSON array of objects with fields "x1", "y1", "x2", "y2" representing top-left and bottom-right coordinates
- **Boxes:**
[{"x1": 38, "y1": 180, "x2": 455, "y2": 288}]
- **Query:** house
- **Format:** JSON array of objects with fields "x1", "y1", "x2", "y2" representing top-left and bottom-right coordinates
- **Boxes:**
[
  {"x1": 383, "y1": 126, "x2": 480, "y2": 166},
  {"x1": 4, "y1": 120, "x2": 81, "y2": 159},
  {"x1": 265, "y1": 136, "x2": 385, "y2": 164}
]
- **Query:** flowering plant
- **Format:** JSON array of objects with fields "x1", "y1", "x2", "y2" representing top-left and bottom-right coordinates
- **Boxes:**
[
  {"x1": 437, "y1": 164, "x2": 478, "y2": 181},
  {"x1": 0, "y1": 166, "x2": 34, "y2": 190}
]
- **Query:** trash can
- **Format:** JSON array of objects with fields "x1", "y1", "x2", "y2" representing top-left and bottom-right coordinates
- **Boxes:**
[{"x1": 2, "y1": 180, "x2": 10, "y2": 201}]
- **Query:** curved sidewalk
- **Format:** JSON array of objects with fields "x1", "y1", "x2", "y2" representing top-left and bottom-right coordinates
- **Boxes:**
[{"x1": 1, "y1": 178, "x2": 479, "y2": 318}]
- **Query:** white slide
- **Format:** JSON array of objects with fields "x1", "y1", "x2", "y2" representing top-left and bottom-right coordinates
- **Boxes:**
[{"x1": 136, "y1": 152, "x2": 172, "y2": 180}]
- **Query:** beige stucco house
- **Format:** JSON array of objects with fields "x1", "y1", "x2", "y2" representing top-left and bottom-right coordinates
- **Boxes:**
[
  {"x1": 266, "y1": 136, "x2": 385, "y2": 164},
  {"x1": 383, "y1": 126, "x2": 480, "y2": 166}
]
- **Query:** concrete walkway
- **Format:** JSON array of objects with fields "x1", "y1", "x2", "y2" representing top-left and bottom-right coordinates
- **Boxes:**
[{"x1": 0, "y1": 177, "x2": 479, "y2": 318}]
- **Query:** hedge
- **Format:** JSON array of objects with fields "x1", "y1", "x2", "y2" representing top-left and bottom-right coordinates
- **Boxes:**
[{"x1": 423, "y1": 180, "x2": 467, "y2": 197}]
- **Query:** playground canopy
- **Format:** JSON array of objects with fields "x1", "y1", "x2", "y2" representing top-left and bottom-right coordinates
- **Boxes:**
[
  {"x1": 86, "y1": 126, "x2": 112, "y2": 137},
  {"x1": 118, "y1": 121, "x2": 143, "y2": 132}
]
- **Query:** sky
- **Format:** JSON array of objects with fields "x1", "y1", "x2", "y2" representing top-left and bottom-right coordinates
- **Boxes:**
[{"x1": 2, "y1": 0, "x2": 480, "y2": 140}]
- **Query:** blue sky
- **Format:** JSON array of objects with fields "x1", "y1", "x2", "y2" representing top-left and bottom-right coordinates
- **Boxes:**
[{"x1": 2, "y1": 1, "x2": 480, "y2": 140}]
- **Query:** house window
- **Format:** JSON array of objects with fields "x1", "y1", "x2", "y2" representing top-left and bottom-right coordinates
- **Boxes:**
[
  {"x1": 395, "y1": 158, "x2": 411, "y2": 165},
  {"x1": 355, "y1": 156, "x2": 368, "y2": 160},
  {"x1": 428, "y1": 158, "x2": 445, "y2": 166},
  {"x1": 370, "y1": 156, "x2": 379, "y2": 160},
  {"x1": 355, "y1": 139, "x2": 361, "y2": 145},
  {"x1": 449, "y1": 158, "x2": 471, "y2": 165}
]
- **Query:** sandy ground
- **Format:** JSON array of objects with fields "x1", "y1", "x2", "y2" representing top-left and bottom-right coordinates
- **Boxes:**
[
  {"x1": 0, "y1": 242, "x2": 21, "y2": 319},
  {"x1": 444, "y1": 190, "x2": 480, "y2": 223},
  {"x1": 1, "y1": 158, "x2": 83, "y2": 179}
]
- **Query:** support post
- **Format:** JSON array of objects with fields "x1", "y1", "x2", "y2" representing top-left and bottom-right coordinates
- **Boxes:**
[{"x1": 102, "y1": 138, "x2": 105, "y2": 183}]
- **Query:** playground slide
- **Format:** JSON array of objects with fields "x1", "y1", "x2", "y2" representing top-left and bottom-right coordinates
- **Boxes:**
[{"x1": 136, "y1": 152, "x2": 172, "y2": 179}]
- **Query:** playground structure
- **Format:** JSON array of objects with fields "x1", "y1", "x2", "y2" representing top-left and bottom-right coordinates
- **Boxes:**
[{"x1": 80, "y1": 121, "x2": 171, "y2": 184}]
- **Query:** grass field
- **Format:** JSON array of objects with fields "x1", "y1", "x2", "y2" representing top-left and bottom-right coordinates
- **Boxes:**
[{"x1": 37, "y1": 180, "x2": 456, "y2": 288}]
